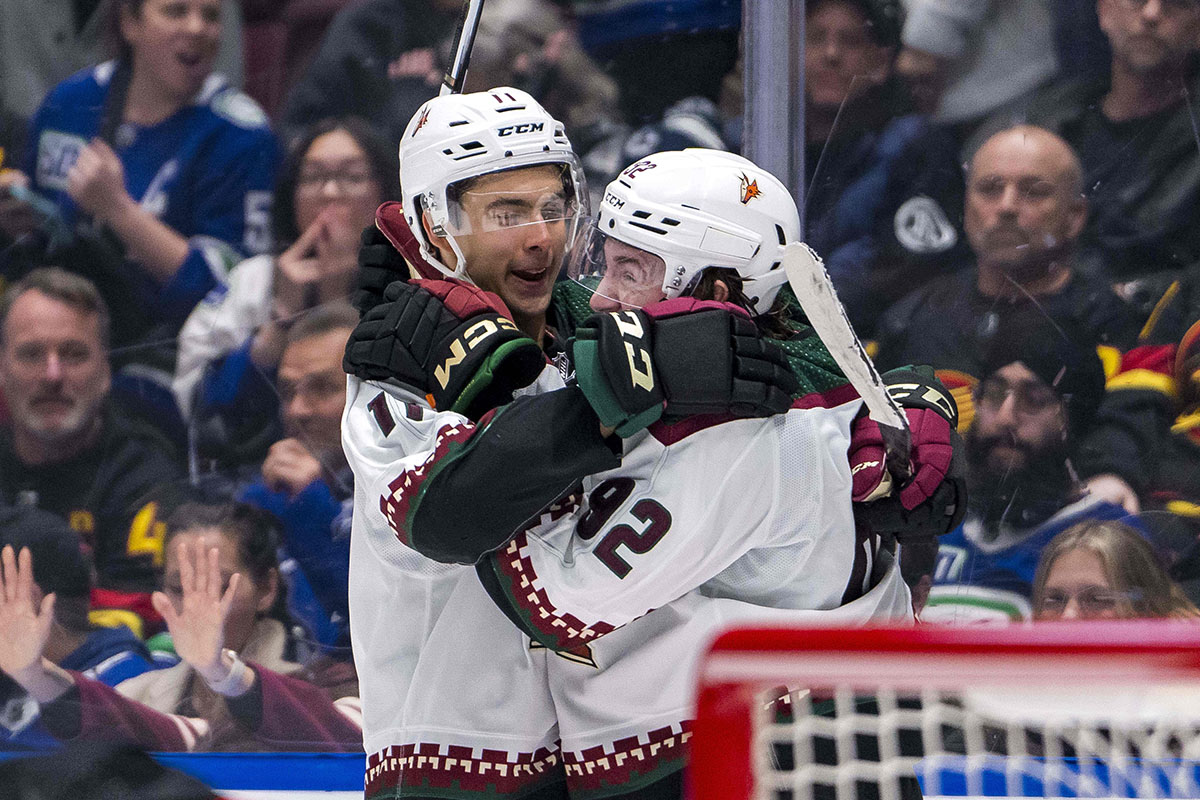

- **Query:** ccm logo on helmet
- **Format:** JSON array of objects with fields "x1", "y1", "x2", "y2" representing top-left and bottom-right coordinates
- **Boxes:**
[
  {"x1": 497, "y1": 122, "x2": 545, "y2": 137},
  {"x1": 434, "y1": 318, "x2": 520, "y2": 390}
]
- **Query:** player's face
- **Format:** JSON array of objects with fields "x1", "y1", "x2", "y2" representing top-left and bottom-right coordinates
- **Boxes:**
[
  {"x1": 1036, "y1": 547, "x2": 1124, "y2": 620},
  {"x1": 277, "y1": 328, "x2": 352, "y2": 466},
  {"x1": 805, "y1": 1, "x2": 892, "y2": 110},
  {"x1": 589, "y1": 238, "x2": 668, "y2": 312},
  {"x1": 0, "y1": 290, "x2": 110, "y2": 447},
  {"x1": 965, "y1": 130, "x2": 1086, "y2": 276},
  {"x1": 121, "y1": 0, "x2": 222, "y2": 103},
  {"x1": 294, "y1": 129, "x2": 385, "y2": 236},
  {"x1": 162, "y1": 527, "x2": 279, "y2": 652},
  {"x1": 969, "y1": 362, "x2": 1067, "y2": 474},
  {"x1": 454, "y1": 165, "x2": 571, "y2": 324},
  {"x1": 1098, "y1": 0, "x2": 1200, "y2": 76}
]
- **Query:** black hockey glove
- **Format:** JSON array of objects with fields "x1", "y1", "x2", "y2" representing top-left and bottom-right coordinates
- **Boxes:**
[
  {"x1": 569, "y1": 299, "x2": 800, "y2": 438},
  {"x1": 344, "y1": 279, "x2": 546, "y2": 420}
]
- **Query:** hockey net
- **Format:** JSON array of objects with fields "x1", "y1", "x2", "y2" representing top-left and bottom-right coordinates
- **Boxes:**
[{"x1": 690, "y1": 624, "x2": 1200, "y2": 800}]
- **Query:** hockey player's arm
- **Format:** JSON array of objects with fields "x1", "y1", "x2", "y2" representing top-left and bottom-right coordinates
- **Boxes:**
[{"x1": 362, "y1": 383, "x2": 621, "y2": 564}]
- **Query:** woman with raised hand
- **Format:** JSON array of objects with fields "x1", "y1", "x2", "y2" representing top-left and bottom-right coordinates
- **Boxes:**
[
  {"x1": 0, "y1": 502, "x2": 361, "y2": 752},
  {"x1": 173, "y1": 117, "x2": 395, "y2": 466},
  {"x1": 0, "y1": 0, "x2": 278, "y2": 344}
]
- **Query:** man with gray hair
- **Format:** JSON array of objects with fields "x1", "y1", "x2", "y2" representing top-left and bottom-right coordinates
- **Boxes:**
[{"x1": 0, "y1": 267, "x2": 180, "y2": 632}]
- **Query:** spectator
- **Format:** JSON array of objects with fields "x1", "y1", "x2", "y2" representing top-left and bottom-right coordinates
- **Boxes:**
[
  {"x1": 0, "y1": 0, "x2": 279, "y2": 347},
  {"x1": 0, "y1": 268, "x2": 181, "y2": 629},
  {"x1": 239, "y1": 305, "x2": 358, "y2": 656},
  {"x1": 803, "y1": 0, "x2": 967, "y2": 334},
  {"x1": 0, "y1": 506, "x2": 173, "y2": 749},
  {"x1": 175, "y1": 117, "x2": 395, "y2": 468},
  {"x1": 0, "y1": 502, "x2": 361, "y2": 752},
  {"x1": 463, "y1": 0, "x2": 620, "y2": 137},
  {"x1": 896, "y1": 0, "x2": 1058, "y2": 134},
  {"x1": 974, "y1": 0, "x2": 1200, "y2": 302},
  {"x1": 922, "y1": 314, "x2": 1133, "y2": 624},
  {"x1": 874, "y1": 125, "x2": 1138, "y2": 403},
  {"x1": 1032, "y1": 519, "x2": 1200, "y2": 619},
  {"x1": 281, "y1": 0, "x2": 461, "y2": 145},
  {"x1": 570, "y1": 0, "x2": 741, "y2": 125},
  {"x1": 1072, "y1": 307, "x2": 1200, "y2": 593},
  {"x1": 0, "y1": 0, "x2": 245, "y2": 132}
]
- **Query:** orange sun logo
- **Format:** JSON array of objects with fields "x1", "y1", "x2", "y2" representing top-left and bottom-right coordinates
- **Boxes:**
[
  {"x1": 739, "y1": 173, "x2": 762, "y2": 204},
  {"x1": 412, "y1": 107, "x2": 430, "y2": 136}
]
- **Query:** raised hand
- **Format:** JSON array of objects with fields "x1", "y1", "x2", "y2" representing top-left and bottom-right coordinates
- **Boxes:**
[
  {"x1": 274, "y1": 215, "x2": 328, "y2": 319},
  {"x1": 66, "y1": 139, "x2": 132, "y2": 221},
  {"x1": 151, "y1": 538, "x2": 241, "y2": 684},
  {"x1": 262, "y1": 437, "x2": 324, "y2": 496},
  {"x1": 0, "y1": 545, "x2": 56, "y2": 680}
]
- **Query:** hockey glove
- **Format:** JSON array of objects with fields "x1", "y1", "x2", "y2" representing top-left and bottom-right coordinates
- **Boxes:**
[
  {"x1": 352, "y1": 202, "x2": 446, "y2": 315},
  {"x1": 570, "y1": 299, "x2": 800, "y2": 438},
  {"x1": 849, "y1": 365, "x2": 966, "y2": 543},
  {"x1": 343, "y1": 278, "x2": 546, "y2": 420}
]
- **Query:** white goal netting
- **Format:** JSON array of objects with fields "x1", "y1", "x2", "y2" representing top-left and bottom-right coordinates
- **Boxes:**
[{"x1": 691, "y1": 624, "x2": 1200, "y2": 800}]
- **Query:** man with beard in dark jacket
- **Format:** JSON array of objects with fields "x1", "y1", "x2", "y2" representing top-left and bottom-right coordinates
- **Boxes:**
[
  {"x1": 922, "y1": 314, "x2": 1133, "y2": 624},
  {"x1": 0, "y1": 268, "x2": 181, "y2": 633}
]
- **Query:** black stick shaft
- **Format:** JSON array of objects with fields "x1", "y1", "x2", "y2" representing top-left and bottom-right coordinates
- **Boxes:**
[{"x1": 442, "y1": 0, "x2": 486, "y2": 95}]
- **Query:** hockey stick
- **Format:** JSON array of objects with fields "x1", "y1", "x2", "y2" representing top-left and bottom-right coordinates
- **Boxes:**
[
  {"x1": 782, "y1": 241, "x2": 912, "y2": 481},
  {"x1": 442, "y1": 0, "x2": 487, "y2": 96},
  {"x1": 783, "y1": 243, "x2": 945, "y2": 599}
]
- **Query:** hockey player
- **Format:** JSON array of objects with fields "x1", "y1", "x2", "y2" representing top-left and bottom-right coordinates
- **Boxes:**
[{"x1": 341, "y1": 90, "x2": 960, "y2": 798}]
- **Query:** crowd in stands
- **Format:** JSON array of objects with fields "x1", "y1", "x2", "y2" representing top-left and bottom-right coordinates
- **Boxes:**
[{"x1": 0, "y1": 0, "x2": 1197, "y2": 758}]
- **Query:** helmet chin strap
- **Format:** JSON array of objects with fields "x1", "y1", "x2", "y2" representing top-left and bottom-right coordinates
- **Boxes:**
[{"x1": 446, "y1": 235, "x2": 475, "y2": 285}]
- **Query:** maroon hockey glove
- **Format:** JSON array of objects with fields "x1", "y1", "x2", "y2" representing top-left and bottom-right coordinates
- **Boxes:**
[
  {"x1": 849, "y1": 366, "x2": 965, "y2": 542},
  {"x1": 344, "y1": 278, "x2": 545, "y2": 420},
  {"x1": 352, "y1": 202, "x2": 447, "y2": 315}
]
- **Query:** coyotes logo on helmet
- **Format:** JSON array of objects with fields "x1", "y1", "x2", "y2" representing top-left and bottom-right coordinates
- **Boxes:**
[
  {"x1": 412, "y1": 106, "x2": 430, "y2": 136},
  {"x1": 739, "y1": 173, "x2": 762, "y2": 204}
]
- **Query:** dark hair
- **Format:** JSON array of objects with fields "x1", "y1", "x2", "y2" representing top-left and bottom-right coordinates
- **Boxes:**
[
  {"x1": 163, "y1": 502, "x2": 280, "y2": 588},
  {"x1": 102, "y1": 0, "x2": 147, "y2": 63},
  {"x1": 271, "y1": 117, "x2": 400, "y2": 251},
  {"x1": 691, "y1": 267, "x2": 795, "y2": 340},
  {"x1": 0, "y1": 267, "x2": 112, "y2": 349}
]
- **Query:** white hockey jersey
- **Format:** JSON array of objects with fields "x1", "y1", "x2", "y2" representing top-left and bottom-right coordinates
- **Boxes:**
[{"x1": 343, "y1": 365, "x2": 911, "y2": 797}]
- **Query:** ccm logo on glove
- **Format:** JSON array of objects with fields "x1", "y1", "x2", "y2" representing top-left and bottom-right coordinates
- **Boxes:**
[
  {"x1": 611, "y1": 312, "x2": 655, "y2": 392},
  {"x1": 435, "y1": 317, "x2": 521, "y2": 389}
]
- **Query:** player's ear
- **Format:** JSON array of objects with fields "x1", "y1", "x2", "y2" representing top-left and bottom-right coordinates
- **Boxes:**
[{"x1": 711, "y1": 279, "x2": 730, "y2": 303}]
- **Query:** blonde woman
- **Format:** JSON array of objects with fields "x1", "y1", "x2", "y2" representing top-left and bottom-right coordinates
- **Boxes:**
[{"x1": 1032, "y1": 520, "x2": 1200, "y2": 621}]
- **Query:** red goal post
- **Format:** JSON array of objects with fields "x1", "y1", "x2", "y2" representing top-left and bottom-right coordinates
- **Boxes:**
[{"x1": 689, "y1": 623, "x2": 1200, "y2": 800}]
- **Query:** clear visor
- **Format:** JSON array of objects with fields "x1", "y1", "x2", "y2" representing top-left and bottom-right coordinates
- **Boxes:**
[
  {"x1": 441, "y1": 166, "x2": 584, "y2": 249},
  {"x1": 566, "y1": 221, "x2": 669, "y2": 311}
]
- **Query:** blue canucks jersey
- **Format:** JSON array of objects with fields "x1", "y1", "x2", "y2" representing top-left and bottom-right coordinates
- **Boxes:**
[
  {"x1": 23, "y1": 62, "x2": 279, "y2": 324},
  {"x1": 924, "y1": 495, "x2": 1133, "y2": 625}
]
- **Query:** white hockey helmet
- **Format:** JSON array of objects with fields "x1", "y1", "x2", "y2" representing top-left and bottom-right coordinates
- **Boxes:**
[
  {"x1": 399, "y1": 87, "x2": 586, "y2": 281},
  {"x1": 572, "y1": 148, "x2": 800, "y2": 315}
]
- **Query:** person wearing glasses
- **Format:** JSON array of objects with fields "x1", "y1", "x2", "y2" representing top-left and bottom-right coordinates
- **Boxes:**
[
  {"x1": 1032, "y1": 519, "x2": 1200, "y2": 620},
  {"x1": 173, "y1": 117, "x2": 398, "y2": 469},
  {"x1": 920, "y1": 312, "x2": 1136, "y2": 624},
  {"x1": 874, "y1": 125, "x2": 1141, "y2": 512}
]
